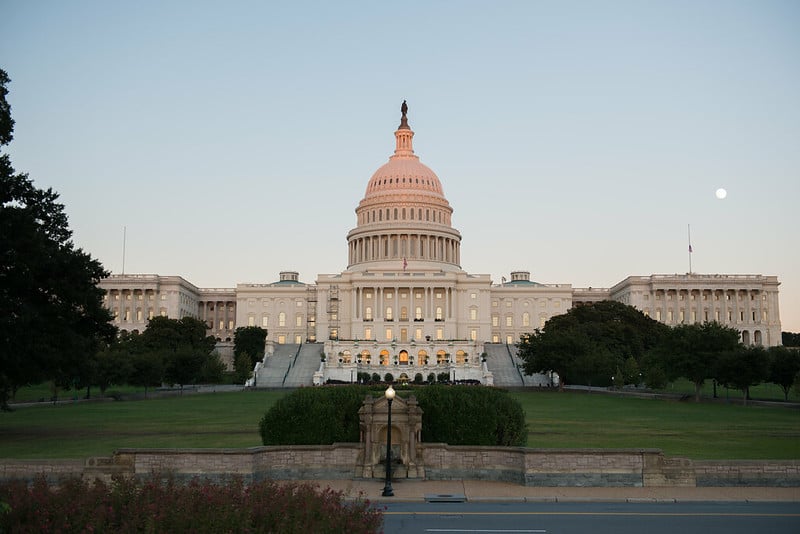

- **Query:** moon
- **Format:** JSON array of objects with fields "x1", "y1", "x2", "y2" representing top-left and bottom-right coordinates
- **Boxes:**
[{"x1": 715, "y1": 188, "x2": 727, "y2": 200}]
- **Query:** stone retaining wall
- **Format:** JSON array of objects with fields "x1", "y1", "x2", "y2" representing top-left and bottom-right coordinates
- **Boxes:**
[{"x1": 2, "y1": 446, "x2": 798, "y2": 487}]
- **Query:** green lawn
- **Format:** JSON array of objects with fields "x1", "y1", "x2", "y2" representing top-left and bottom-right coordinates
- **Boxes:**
[
  {"x1": 1, "y1": 388, "x2": 798, "y2": 460},
  {"x1": 510, "y1": 390, "x2": 800, "y2": 460}
]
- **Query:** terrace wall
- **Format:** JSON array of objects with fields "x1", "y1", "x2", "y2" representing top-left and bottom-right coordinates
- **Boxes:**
[{"x1": 2, "y1": 446, "x2": 798, "y2": 487}]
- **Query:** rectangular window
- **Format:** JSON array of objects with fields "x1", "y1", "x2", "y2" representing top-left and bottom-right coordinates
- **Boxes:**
[
  {"x1": 278, "y1": 335, "x2": 286, "y2": 344},
  {"x1": 506, "y1": 316, "x2": 513, "y2": 327},
  {"x1": 506, "y1": 335, "x2": 514, "y2": 345},
  {"x1": 248, "y1": 316, "x2": 255, "y2": 327},
  {"x1": 471, "y1": 292, "x2": 477, "y2": 299},
  {"x1": 295, "y1": 335, "x2": 302, "y2": 344},
  {"x1": 679, "y1": 310, "x2": 685, "y2": 322},
  {"x1": 470, "y1": 308, "x2": 478, "y2": 320},
  {"x1": 715, "y1": 310, "x2": 720, "y2": 321},
  {"x1": 762, "y1": 310, "x2": 768, "y2": 321},
  {"x1": 470, "y1": 329, "x2": 477, "y2": 341},
  {"x1": 492, "y1": 335, "x2": 499, "y2": 343},
  {"x1": 415, "y1": 328, "x2": 423, "y2": 340},
  {"x1": 364, "y1": 327, "x2": 372, "y2": 339},
  {"x1": 492, "y1": 316, "x2": 499, "y2": 327},
  {"x1": 656, "y1": 309, "x2": 662, "y2": 321},
  {"x1": 295, "y1": 315, "x2": 302, "y2": 327},
  {"x1": 262, "y1": 316, "x2": 269, "y2": 327},
  {"x1": 436, "y1": 328, "x2": 443, "y2": 340},
  {"x1": 385, "y1": 328, "x2": 392, "y2": 340},
  {"x1": 667, "y1": 310, "x2": 673, "y2": 322}
]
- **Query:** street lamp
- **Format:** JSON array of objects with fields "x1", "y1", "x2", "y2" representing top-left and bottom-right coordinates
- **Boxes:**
[{"x1": 382, "y1": 385, "x2": 396, "y2": 497}]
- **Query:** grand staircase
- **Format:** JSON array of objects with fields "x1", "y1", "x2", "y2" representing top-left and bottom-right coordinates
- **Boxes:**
[{"x1": 251, "y1": 343, "x2": 323, "y2": 388}]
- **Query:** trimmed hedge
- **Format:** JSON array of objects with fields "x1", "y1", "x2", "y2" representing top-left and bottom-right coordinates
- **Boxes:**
[
  {"x1": 414, "y1": 386, "x2": 527, "y2": 446},
  {"x1": 260, "y1": 386, "x2": 367, "y2": 445},
  {"x1": 259, "y1": 385, "x2": 527, "y2": 447}
]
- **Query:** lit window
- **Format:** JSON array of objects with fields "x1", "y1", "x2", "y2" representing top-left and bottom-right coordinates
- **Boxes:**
[
  {"x1": 278, "y1": 335, "x2": 286, "y2": 344},
  {"x1": 492, "y1": 335, "x2": 499, "y2": 343},
  {"x1": 385, "y1": 329, "x2": 392, "y2": 340},
  {"x1": 386, "y1": 307, "x2": 393, "y2": 320},
  {"x1": 492, "y1": 316, "x2": 499, "y2": 327},
  {"x1": 365, "y1": 307, "x2": 373, "y2": 320},
  {"x1": 506, "y1": 316, "x2": 513, "y2": 327},
  {"x1": 435, "y1": 307, "x2": 443, "y2": 320},
  {"x1": 506, "y1": 335, "x2": 514, "y2": 344},
  {"x1": 522, "y1": 312, "x2": 530, "y2": 327},
  {"x1": 279, "y1": 312, "x2": 286, "y2": 327},
  {"x1": 295, "y1": 315, "x2": 302, "y2": 327},
  {"x1": 470, "y1": 329, "x2": 477, "y2": 341},
  {"x1": 364, "y1": 327, "x2": 372, "y2": 339},
  {"x1": 295, "y1": 335, "x2": 302, "y2": 344},
  {"x1": 470, "y1": 308, "x2": 478, "y2": 320},
  {"x1": 415, "y1": 307, "x2": 422, "y2": 320},
  {"x1": 471, "y1": 293, "x2": 477, "y2": 299},
  {"x1": 436, "y1": 328, "x2": 443, "y2": 340},
  {"x1": 248, "y1": 316, "x2": 255, "y2": 326},
  {"x1": 262, "y1": 316, "x2": 269, "y2": 327}
]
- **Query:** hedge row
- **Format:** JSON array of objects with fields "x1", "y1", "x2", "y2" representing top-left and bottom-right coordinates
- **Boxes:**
[
  {"x1": 259, "y1": 385, "x2": 527, "y2": 447},
  {"x1": 0, "y1": 474, "x2": 382, "y2": 533}
]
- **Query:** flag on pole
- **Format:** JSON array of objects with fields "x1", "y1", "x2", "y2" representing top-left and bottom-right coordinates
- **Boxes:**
[
  {"x1": 688, "y1": 244, "x2": 693, "y2": 253},
  {"x1": 402, "y1": 257, "x2": 407, "y2": 271}
]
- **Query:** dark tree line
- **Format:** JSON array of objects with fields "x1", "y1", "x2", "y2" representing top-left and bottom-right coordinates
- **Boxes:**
[
  {"x1": 518, "y1": 300, "x2": 800, "y2": 403},
  {"x1": 93, "y1": 317, "x2": 225, "y2": 397}
]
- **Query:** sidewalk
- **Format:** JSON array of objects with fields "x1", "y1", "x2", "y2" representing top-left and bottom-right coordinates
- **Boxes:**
[{"x1": 306, "y1": 478, "x2": 800, "y2": 503}]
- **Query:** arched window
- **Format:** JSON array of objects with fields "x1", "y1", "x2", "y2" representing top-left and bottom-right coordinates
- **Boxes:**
[
  {"x1": 415, "y1": 306, "x2": 423, "y2": 320},
  {"x1": 435, "y1": 306, "x2": 443, "y2": 321},
  {"x1": 380, "y1": 349, "x2": 390, "y2": 366},
  {"x1": 365, "y1": 306, "x2": 373, "y2": 320},
  {"x1": 385, "y1": 306, "x2": 393, "y2": 320}
]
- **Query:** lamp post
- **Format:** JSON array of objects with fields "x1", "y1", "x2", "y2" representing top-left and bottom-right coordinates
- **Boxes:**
[{"x1": 382, "y1": 385, "x2": 396, "y2": 497}]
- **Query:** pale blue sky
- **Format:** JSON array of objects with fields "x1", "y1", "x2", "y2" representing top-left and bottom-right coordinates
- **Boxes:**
[{"x1": 2, "y1": 1, "x2": 799, "y2": 331}]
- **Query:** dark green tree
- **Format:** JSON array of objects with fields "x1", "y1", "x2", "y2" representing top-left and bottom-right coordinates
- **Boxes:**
[
  {"x1": 518, "y1": 301, "x2": 667, "y2": 389},
  {"x1": 92, "y1": 345, "x2": 133, "y2": 396},
  {"x1": 234, "y1": 326, "x2": 267, "y2": 368},
  {"x1": 649, "y1": 322, "x2": 741, "y2": 402},
  {"x1": 768, "y1": 345, "x2": 800, "y2": 401},
  {"x1": 129, "y1": 351, "x2": 165, "y2": 398},
  {"x1": 234, "y1": 351, "x2": 254, "y2": 384},
  {"x1": 714, "y1": 346, "x2": 769, "y2": 406},
  {"x1": 782, "y1": 332, "x2": 800, "y2": 347},
  {"x1": 0, "y1": 69, "x2": 116, "y2": 410}
]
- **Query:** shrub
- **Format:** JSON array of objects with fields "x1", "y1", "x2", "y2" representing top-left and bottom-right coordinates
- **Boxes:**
[
  {"x1": 427, "y1": 372, "x2": 436, "y2": 384},
  {"x1": 0, "y1": 474, "x2": 382, "y2": 533},
  {"x1": 371, "y1": 372, "x2": 381, "y2": 383},
  {"x1": 260, "y1": 386, "x2": 368, "y2": 445},
  {"x1": 384, "y1": 373, "x2": 394, "y2": 383},
  {"x1": 437, "y1": 372, "x2": 450, "y2": 383},
  {"x1": 415, "y1": 386, "x2": 527, "y2": 446},
  {"x1": 414, "y1": 373, "x2": 424, "y2": 384}
]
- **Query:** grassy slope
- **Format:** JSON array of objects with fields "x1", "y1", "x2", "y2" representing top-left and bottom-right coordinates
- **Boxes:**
[{"x1": 1, "y1": 389, "x2": 798, "y2": 460}]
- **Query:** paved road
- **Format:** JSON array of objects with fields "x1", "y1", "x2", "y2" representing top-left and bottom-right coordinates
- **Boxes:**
[{"x1": 381, "y1": 501, "x2": 800, "y2": 534}]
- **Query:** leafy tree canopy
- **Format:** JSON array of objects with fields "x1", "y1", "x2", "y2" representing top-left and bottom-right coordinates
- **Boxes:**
[
  {"x1": 768, "y1": 345, "x2": 800, "y2": 401},
  {"x1": 234, "y1": 326, "x2": 267, "y2": 367},
  {"x1": 649, "y1": 321, "x2": 741, "y2": 401},
  {"x1": 0, "y1": 69, "x2": 115, "y2": 409},
  {"x1": 782, "y1": 332, "x2": 800, "y2": 347},
  {"x1": 518, "y1": 300, "x2": 668, "y2": 388}
]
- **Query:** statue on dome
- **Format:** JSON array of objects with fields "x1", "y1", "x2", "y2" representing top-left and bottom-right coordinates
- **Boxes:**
[{"x1": 401, "y1": 100, "x2": 408, "y2": 118}]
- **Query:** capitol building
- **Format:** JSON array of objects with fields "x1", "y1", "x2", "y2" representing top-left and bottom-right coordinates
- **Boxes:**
[{"x1": 99, "y1": 104, "x2": 783, "y2": 387}]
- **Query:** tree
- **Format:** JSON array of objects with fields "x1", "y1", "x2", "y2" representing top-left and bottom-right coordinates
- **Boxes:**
[
  {"x1": 0, "y1": 69, "x2": 116, "y2": 410},
  {"x1": 234, "y1": 326, "x2": 267, "y2": 368},
  {"x1": 768, "y1": 345, "x2": 800, "y2": 401},
  {"x1": 714, "y1": 346, "x2": 769, "y2": 406},
  {"x1": 129, "y1": 351, "x2": 165, "y2": 398},
  {"x1": 650, "y1": 322, "x2": 741, "y2": 402},
  {"x1": 234, "y1": 351, "x2": 254, "y2": 384},
  {"x1": 92, "y1": 345, "x2": 133, "y2": 396},
  {"x1": 782, "y1": 332, "x2": 800, "y2": 347},
  {"x1": 518, "y1": 301, "x2": 668, "y2": 389}
]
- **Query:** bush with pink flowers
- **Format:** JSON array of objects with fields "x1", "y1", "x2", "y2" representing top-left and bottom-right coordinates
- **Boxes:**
[{"x1": 0, "y1": 474, "x2": 383, "y2": 533}]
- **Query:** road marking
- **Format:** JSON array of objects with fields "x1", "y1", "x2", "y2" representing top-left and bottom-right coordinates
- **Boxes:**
[
  {"x1": 425, "y1": 530, "x2": 546, "y2": 533},
  {"x1": 384, "y1": 511, "x2": 800, "y2": 518}
]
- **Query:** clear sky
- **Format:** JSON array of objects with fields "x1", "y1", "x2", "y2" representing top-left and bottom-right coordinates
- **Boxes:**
[{"x1": 2, "y1": 1, "x2": 799, "y2": 332}]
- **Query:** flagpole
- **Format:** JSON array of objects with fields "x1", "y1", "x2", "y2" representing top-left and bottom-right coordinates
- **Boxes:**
[
  {"x1": 122, "y1": 225, "x2": 127, "y2": 275},
  {"x1": 687, "y1": 224, "x2": 692, "y2": 274}
]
